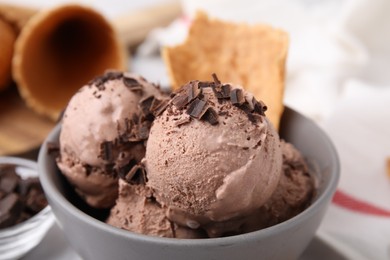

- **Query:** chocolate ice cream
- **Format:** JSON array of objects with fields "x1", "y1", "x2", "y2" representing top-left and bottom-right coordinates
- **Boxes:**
[
  {"x1": 144, "y1": 78, "x2": 283, "y2": 236},
  {"x1": 55, "y1": 72, "x2": 315, "y2": 238},
  {"x1": 105, "y1": 76, "x2": 315, "y2": 238},
  {"x1": 56, "y1": 71, "x2": 168, "y2": 208}
]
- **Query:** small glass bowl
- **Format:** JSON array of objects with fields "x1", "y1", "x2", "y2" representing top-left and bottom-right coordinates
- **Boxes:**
[{"x1": 0, "y1": 157, "x2": 54, "y2": 260}]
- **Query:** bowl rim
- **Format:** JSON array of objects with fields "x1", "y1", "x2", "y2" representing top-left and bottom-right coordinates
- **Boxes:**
[
  {"x1": 38, "y1": 107, "x2": 340, "y2": 246},
  {"x1": 0, "y1": 156, "x2": 53, "y2": 236}
]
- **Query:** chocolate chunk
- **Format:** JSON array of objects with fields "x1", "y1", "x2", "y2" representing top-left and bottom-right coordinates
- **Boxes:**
[
  {"x1": 0, "y1": 166, "x2": 48, "y2": 229},
  {"x1": 0, "y1": 193, "x2": 23, "y2": 229},
  {"x1": 186, "y1": 98, "x2": 207, "y2": 118},
  {"x1": 18, "y1": 178, "x2": 40, "y2": 197},
  {"x1": 0, "y1": 166, "x2": 19, "y2": 193},
  {"x1": 201, "y1": 107, "x2": 219, "y2": 125},
  {"x1": 230, "y1": 89, "x2": 245, "y2": 105},
  {"x1": 25, "y1": 188, "x2": 48, "y2": 214}
]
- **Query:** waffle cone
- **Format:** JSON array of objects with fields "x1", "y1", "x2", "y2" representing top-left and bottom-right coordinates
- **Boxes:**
[
  {"x1": 0, "y1": 4, "x2": 36, "y2": 91},
  {"x1": 0, "y1": 19, "x2": 16, "y2": 91},
  {"x1": 0, "y1": 3, "x2": 37, "y2": 32},
  {"x1": 12, "y1": 4, "x2": 127, "y2": 120}
]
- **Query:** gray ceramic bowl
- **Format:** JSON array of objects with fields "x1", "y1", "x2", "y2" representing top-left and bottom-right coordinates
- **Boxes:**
[{"x1": 38, "y1": 107, "x2": 339, "y2": 260}]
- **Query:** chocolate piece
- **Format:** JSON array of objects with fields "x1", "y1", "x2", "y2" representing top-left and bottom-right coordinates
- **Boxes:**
[
  {"x1": 100, "y1": 141, "x2": 114, "y2": 162},
  {"x1": 139, "y1": 96, "x2": 155, "y2": 117},
  {"x1": 124, "y1": 164, "x2": 147, "y2": 185},
  {"x1": 186, "y1": 98, "x2": 207, "y2": 118},
  {"x1": 220, "y1": 84, "x2": 231, "y2": 99},
  {"x1": 230, "y1": 89, "x2": 245, "y2": 105},
  {"x1": 138, "y1": 124, "x2": 150, "y2": 140},
  {"x1": 174, "y1": 117, "x2": 191, "y2": 127},
  {"x1": 0, "y1": 165, "x2": 48, "y2": 229},
  {"x1": 104, "y1": 70, "x2": 123, "y2": 80},
  {"x1": 187, "y1": 83, "x2": 202, "y2": 103},
  {"x1": 252, "y1": 98, "x2": 266, "y2": 116},
  {"x1": 212, "y1": 73, "x2": 221, "y2": 85},
  {"x1": 89, "y1": 71, "x2": 123, "y2": 91},
  {"x1": 198, "y1": 81, "x2": 212, "y2": 89},
  {"x1": 201, "y1": 107, "x2": 219, "y2": 125},
  {"x1": 123, "y1": 77, "x2": 143, "y2": 91},
  {"x1": 150, "y1": 98, "x2": 169, "y2": 117},
  {"x1": 0, "y1": 193, "x2": 23, "y2": 228},
  {"x1": 172, "y1": 93, "x2": 190, "y2": 109},
  {"x1": 25, "y1": 187, "x2": 48, "y2": 214},
  {"x1": 0, "y1": 166, "x2": 19, "y2": 193}
]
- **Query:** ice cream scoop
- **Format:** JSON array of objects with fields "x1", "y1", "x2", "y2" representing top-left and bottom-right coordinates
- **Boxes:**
[
  {"x1": 106, "y1": 179, "x2": 206, "y2": 238},
  {"x1": 144, "y1": 76, "x2": 283, "y2": 234},
  {"x1": 57, "y1": 71, "x2": 167, "y2": 208}
]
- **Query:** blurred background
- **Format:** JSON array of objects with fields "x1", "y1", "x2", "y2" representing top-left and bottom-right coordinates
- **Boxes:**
[{"x1": 0, "y1": 0, "x2": 389, "y2": 259}]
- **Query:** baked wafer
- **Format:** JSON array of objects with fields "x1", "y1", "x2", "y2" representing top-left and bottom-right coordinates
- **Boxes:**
[{"x1": 163, "y1": 12, "x2": 288, "y2": 129}]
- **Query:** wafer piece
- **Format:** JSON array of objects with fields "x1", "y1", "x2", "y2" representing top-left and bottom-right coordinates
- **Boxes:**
[{"x1": 163, "y1": 12, "x2": 288, "y2": 129}]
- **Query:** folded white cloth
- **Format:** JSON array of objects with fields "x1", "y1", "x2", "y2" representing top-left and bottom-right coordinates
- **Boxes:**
[{"x1": 320, "y1": 80, "x2": 390, "y2": 260}]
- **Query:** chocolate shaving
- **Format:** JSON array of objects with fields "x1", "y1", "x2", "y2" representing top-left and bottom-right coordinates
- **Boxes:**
[
  {"x1": 172, "y1": 93, "x2": 189, "y2": 109},
  {"x1": 124, "y1": 164, "x2": 147, "y2": 185},
  {"x1": 187, "y1": 82, "x2": 202, "y2": 102},
  {"x1": 198, "y1": 81, "x2": 212, "y2": 89},
  {"x1": 252, "y1": 97, "x2": 265, "y2": 116},
  {"x1": 100, "y1": 141, "x2": 114, "y2": 162},
  {"x1": 118, "y1": 159, "x2": 137, "y2": 180},
  {"x1": 150, "y1": 98, "x2": 169, "y2": 117},
  {"x1": 220, "y1": 84, "x2": 231, "y2": 99},
  {"x1": 139, "y1": 96, "x2": 155, "y2": 116},
  {"x1": 186, "y1": 98, "x2": 207, "y2": 118},
  {"x1": 104, "y1": 70, "x2": 123, "y2": 80},
  {"x1": 212, "y1": 73, "x2": 221, "y2": 85},
  {"x1": 123, "y1": 77, "x2": 143, "y2": 92},
  {"x1": 201, "y1": 107, "x2": 219, "y2": 125},
  {"x1": 138, "y1": 124, "x2": 150, "y2": 140},
  {"x1": 230, "y1": 89, "x2": 245, "y2": 105},
  {"x1": 174, "y1": 117, "x2": 191, "y2": 126},
  {"x1": 89, "y1": 70, "x2": 123, "y2": 90}
]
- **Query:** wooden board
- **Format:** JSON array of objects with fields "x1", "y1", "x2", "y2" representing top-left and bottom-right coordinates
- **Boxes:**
[{"x1": 0, "y1": 86, "x2": 55, "y2": 156}]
